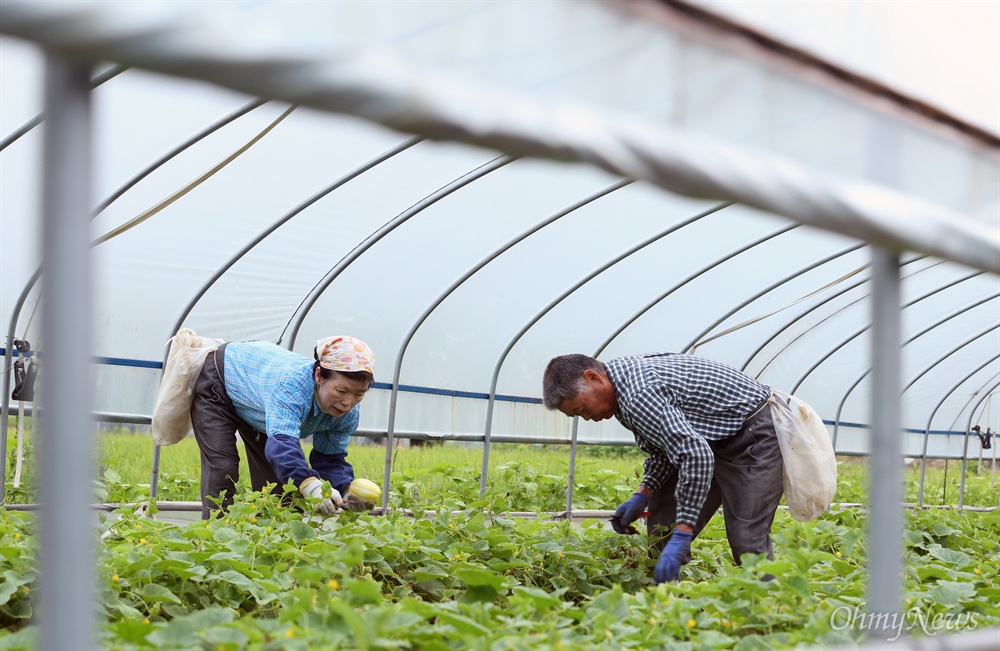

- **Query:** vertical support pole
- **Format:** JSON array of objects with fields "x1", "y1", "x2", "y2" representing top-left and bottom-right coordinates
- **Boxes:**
[
  {"x1": 565, "y1": 417, "x2": 580, "y2": 515},
  {"x1": 958, "y1": 430, "x2": 973, "y2": 509},
  {"x1": 480, "y1": 396, "x2": 494, "y2": 498},
  {"x1": 866, "y1": 248, "x2": 903, "y2": 636},
  {"x1": 150, "y1": 443, "x2": 162, "y2": 498},
  {"x1": 381, "y1": 383, "x2": 399, "y2": 510},
  {"x1": 37, "y1": 55, "x2": 95, "y2": 651},
  {"x1": 917, "y1": 426, "x2": 932, "y2": 507}
]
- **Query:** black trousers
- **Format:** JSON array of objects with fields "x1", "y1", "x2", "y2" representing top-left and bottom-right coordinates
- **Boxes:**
[
  {"x1": 190, "y1": 343, "x2": 282, "y2": 519},
  {"x1": 647, "y1": 398, "x2": 784, "y2": 565}
]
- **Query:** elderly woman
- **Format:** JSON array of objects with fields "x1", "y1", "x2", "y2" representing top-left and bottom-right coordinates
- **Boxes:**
[{"x1": 190, "y1": 336, "x2": 375, "y2": 519}]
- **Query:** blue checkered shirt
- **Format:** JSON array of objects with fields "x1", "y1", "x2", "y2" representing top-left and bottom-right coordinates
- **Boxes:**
[
  {"x1": 606, "y1": 353, "x2": 770, "y2": 526},
  {"x1": 223, "y1": 341, "x2": 359, "y2": 455}
]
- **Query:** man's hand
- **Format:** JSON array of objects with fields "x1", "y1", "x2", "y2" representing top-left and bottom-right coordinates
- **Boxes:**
[
  {"x1": 299, "y1": 477, "x2": 343, "y2": 516},
  {"x1": 654, "y1": 529, "x2": 694, "y2": 583},
  {"x1": 610, "y1": 492, "x2": 649, "y2": 534}
]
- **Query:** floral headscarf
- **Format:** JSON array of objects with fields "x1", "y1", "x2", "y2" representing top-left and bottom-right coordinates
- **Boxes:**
[{"x1": 316, "y1": 336, "x2": 375, "y2": 376}]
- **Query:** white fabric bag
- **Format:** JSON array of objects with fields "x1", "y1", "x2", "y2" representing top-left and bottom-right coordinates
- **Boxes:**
[
  {"x1": 768, "y1": 389, "x2": 837, "y2": 521},
  {"x1": 151, "y1": 328, "x2": 225, "y2": 446}
]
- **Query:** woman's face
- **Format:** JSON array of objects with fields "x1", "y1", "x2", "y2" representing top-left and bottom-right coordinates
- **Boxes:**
[{"x1": 314, "y1": 368, "x2": 370, "y2": 417}]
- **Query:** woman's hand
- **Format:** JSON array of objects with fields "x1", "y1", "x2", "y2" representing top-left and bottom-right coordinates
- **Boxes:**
[{"x1": 299, "y1": 476, "x2": 343, "y2": 515}]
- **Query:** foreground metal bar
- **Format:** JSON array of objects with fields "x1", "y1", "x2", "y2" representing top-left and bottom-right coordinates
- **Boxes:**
[
  {"x1": 37, "y1": 54, "x2": 96, "y2": 651},
  {"x1": 866, "y1": 248, "x2": 903, "y2": 635},
  {"x1": 847, "y1": 627, "x2": 1000, "y2": 651},
  {"x1": 0, "y1": 1, "x2": 996, "y2": 272},
  {"x1": 3, "y1": 97, "x2": 271, "y2": 499}
]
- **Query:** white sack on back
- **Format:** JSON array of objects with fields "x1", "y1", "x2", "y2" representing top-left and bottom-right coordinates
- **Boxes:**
[
  {"x1": 768, "y1": 389, "x2": 837, "y2": 521},
  {"x1": 151, "y1": 328, "x2": 224, "y2": 446}
]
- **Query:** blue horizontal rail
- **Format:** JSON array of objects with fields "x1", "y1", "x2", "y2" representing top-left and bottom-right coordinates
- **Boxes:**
[{"x1": 5, "y1": 348, "x2": 994, "y2": 432}]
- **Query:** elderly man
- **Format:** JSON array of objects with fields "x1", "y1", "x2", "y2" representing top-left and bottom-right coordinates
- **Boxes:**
[
  {"x1": 191, "y1": 335, "x2": 375, "y2": 519},
  {"x1": 542, "y1": 352, "x2": 783, "y2": 583}
]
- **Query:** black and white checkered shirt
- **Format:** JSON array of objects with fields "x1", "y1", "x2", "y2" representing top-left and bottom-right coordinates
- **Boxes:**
[{"x1": 606, "y1": 353, "x2": 771, "y2": 525}]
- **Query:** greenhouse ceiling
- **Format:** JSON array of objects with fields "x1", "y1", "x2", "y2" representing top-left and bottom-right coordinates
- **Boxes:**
[{"x1": 1, "y1": 0, "x2": 998, "y2": 455}]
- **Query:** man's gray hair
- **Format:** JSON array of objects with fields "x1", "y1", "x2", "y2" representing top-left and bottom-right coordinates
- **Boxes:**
[{"x1": 542, "y1": 354, "x2": 606, "y2": 409}]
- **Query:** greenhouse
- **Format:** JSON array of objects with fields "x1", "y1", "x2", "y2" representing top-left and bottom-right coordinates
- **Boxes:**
[{"x1": 1, "y1": 1, "x2": 998, "y2": 649}]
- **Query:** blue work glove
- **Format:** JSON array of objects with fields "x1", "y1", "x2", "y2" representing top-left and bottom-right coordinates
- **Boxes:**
[
  {"x1": 610, "y1": 492, "x2": 648, "y2": 534},
  {"x1": 654, "y1": 529, "x2": 694, "y2": 583}
]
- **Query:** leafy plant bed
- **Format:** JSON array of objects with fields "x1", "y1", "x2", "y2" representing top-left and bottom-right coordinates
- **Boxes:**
[{"x1": 1, "y1": 473, "x2": 997, "y2": 650}]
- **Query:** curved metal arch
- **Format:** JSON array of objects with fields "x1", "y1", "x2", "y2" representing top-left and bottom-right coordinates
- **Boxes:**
[
  {"x1": 0, "y1": 64, "x2": 126, "y2": 152},
  {"x1": 948, "y1": 384, "x2": 1000, "y2": 433},
  {"x1": 476, "y1": 201, "x2": 736, "y2": 501},
  {"x1": 283, "y1": 154, "x2": 516, "y2": 350},
  {"x1": 148, "y1": 137, "x2": 425, "y2": 497},
  {"x1": 903, "y1": 324, "x2": 1000, "y2": 394},
  {"x1": 917, "y1": 354, "x2": 1000, "y2": 506},
  {"x1": 374, "y1": 180, "x2": 635, "y2": 505},
  {"x1": 167, "y1": 136, "x2": 422, "y2": 340},
  {"x1": 789, "y1": 270, "x2": 986, "y2": 394},
  {"x1": 831, "y1": 293, "x2": 1000, "y2": 447},
  {"x1": 475, "y1": 200, "x2": 738, "y2": 500},
  {"x1": 740, "y1": 257, "x2": 934, "y2": 375},
  {"x1": 680, "y1": 243, "x2": 867, "y2": 355},
  {"x1": 96, "y1": 98, "x2": 268, "y2": 214},
  {"x1": 959, "y1": 383, "x2": 1000, "y2": 508},
  {"x1": 1, "y1": 96, "x2": 273, "y2": 486},
  {"x1": 560, "y1": 220, "x2": 800, "y2": 510}
]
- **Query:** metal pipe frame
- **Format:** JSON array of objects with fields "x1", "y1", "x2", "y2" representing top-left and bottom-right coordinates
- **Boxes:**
[
  {"x1": 959, "y1": 382, "x2": 1000, "y2": 508},
  {"x1": 903, "y1": 325, "x2": 1000, "y2": 394},
  {"x1": 680, "y1": 243, "x2": 867, "y2": 354},
  {"x1": 831, "y1": 295, "x2": 1000, "y2": 448},
  {"x1": 866, "y1": 248, "x2": 903, "y2": 633},
  {"x1": 0, "y1": 63, "x2": 126, "y2": 152},
  {"x1": 1, "y1": 2, "x2": 996, "y2": 272},
  {"x1": 478, "y1": 201, "x2": 735, "y2": 506},
  {"x1": 494, "y1": 203, "x2": 729, "y2": 501},
  {"x1": 917, "y1": 355, "x2": 1000, "y2": 506},
  {"x1": 789, "y1": 271, "x2": 987, "y2": 394},
  {"x1": 148, "y1": 135, "x2": 422, "y2": 497},
  {"x1": 280, "y1": 155, "x2": 518, "y2": 499},
  {"x1": 946, "y1": 382, "x2": 1000, "y2": 433},
  {"x1": 566, "y1": 219, "x2": 796, "y2": 509},
  {"x1": 283, "y1": 155, "x2": 515, "y2": 350},
  {"x1": 0, "y1": 6, "x2": 996, "y2": 647},
  {"x1": 36, "y1": 54, "x2": 96, "y2": 651},
  {"x1": 2, "y1": 96, "x2": 272, "y2": 500},
  {"x1": 740, "y1": 257, "x2": 934, "y2": 376},
  {"x1": 373, "y1": 178, "x2": 634, "y2": 506}
]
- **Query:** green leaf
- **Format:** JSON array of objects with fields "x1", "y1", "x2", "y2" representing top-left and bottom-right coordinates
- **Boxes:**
[
  {"x1": 412, "y1": 564, "x2": 450, "y2": 582},
  {"x1": 435, "y1": 611, "x2": 492, "y2": 636},
  {"x1": 203, "y1": 627, "x2": 249, "y2": 647},
  {"x1": 215, "y1": 570, "x2": 255, "y2": 590},
  {"x1": 927, "y1": 580, "x2": 976, "y2": 605},
  {"x1": 289, "y1": 520, "x2": 315, "y2": 543},
  {"x1": 213, "y1": 527, "x2": 239, "y2": 544},
  {"x1": 452, "y1": 565, "x2": 506, "y2": 590},
  {"x1": 926, "y1": 545, "x2": 971, "y2": 567},
  {"x1": 343, "y1": 578, "x2": 383, "y2": 605},
  {"x1": 136, "y1": 583, "x2": 182, "y2": 604},
  {"x1": 510, "y1": 586, "x2": 565, "y2": 612},
  {"x1": 460, "y1": 584, "x2": 498, "y2": 604}
]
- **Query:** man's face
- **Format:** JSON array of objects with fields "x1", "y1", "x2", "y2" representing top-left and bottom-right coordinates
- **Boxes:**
[
  {"x1": 557, "y1": 370, "x2": 617, "y2": 422},
  {"x1": 314, "y1": 369, "x2": 369, "y2": 417}
]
